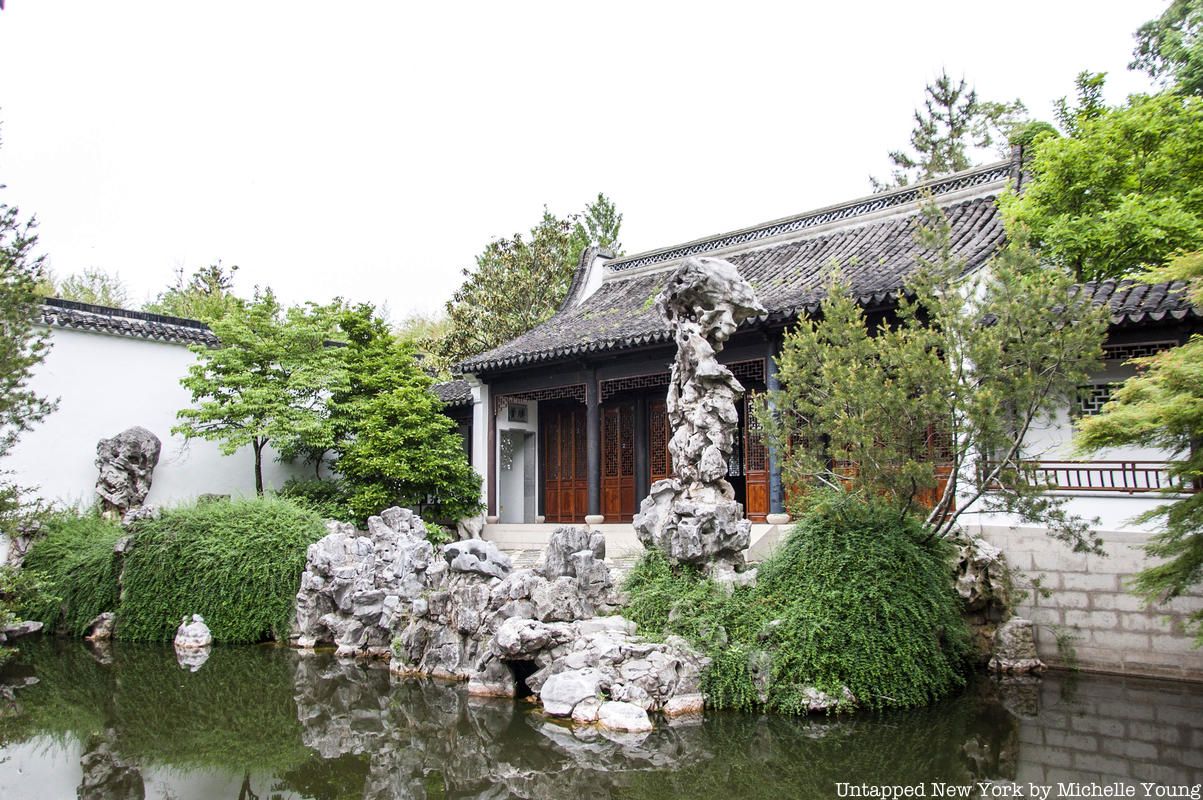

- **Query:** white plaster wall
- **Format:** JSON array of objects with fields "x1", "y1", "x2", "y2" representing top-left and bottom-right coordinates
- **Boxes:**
[
  {"x1": 1, "y1": 327, "x2": 309, "y2": 510},
  {"x1": 495, "y1": 400, "x2": 538, "y2": 524},
  {"x1": 1023, "y1": 360, "x2": 1169, "y2": 462}
]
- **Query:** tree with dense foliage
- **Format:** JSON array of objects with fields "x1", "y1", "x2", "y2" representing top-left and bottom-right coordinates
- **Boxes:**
[
  {"x1": 327, "y1": 305, "x2": 481, "y2": 523},
  {"x1": 1002, "y1": 82, "x2": 1203, "y2": 282},
  {"x1": 394, "y1": 310, "x2": 454, "y2": 380},
  {"x1": 872, "y1": 70, "x2": 1026, "y2": 191},
  {"x1": 1077, "y1": 252, "x2": 1203, "y2": 642},
  {"x1": 52, "y1": 267, "x2": 131, "y2": 307},
  {"x1": 174, "y1": 290, "x2": 344, "y2": 495},
  {"x1": 761, "y1": 205, "x2": 1109, "y2": 551},
  {"x1": 144, "y1": 261, "x2": 243, "y2": 322},
  {"x1": 1, "y1": 154, "x2": 57, "y2": 536},
  {"x1": 570, "y1": 192, "x2": 624, "y2": 258},
  {"x1": 1132, "y1": 0, "x2": 1203, "y2": 96},
  {"x1": 438, "y1": 194, "x2": 624, "y2": 367}
]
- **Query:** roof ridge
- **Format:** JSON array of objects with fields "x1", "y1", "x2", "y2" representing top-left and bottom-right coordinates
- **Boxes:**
[{"x1": 605, "y1": 160, "x2": 1014, "y2": 275}]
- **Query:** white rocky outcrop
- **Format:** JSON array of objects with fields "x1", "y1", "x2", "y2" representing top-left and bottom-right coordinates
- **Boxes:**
[{"x1": 292, "y1": 510, "x2": 709, "y2": 723}]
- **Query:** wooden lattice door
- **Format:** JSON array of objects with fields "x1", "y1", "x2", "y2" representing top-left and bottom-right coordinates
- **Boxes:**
[
  {"x1": 602, "y1": 402, "x2": 637, "y2": 522},
  {"x1": 744, "y1": 393, "x2": 769, "y2": 522},
  {"x1": 542, "y1": 404, "x2": 587, "y2": 524}
]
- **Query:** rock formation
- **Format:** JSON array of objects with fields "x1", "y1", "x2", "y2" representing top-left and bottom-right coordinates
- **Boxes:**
[
  {"x1": 292, "y1": 510, "x2": 708, "y2": 720},
  {"x1": 173, "y1": 614, "x2": 212, "y2": 650},
  {"x1": 84, "y1": 612, "x2": 116, "y2": 642},
  {"x1": 956, "y1": 538, "x2": 1013, "y2": 663},
  {"x1": 95, "y1": 426, "x2": 161, "y2": 515},
  {"x1": 988, "y1": 618, "x2": 1046, "y2": 675},
  {"x1": 633, "y1": 256, "x2": 765, "y2": 584}
]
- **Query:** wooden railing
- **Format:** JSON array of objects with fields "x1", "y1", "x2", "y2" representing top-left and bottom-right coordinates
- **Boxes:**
[{"x1": 992, "y1": 460, "x2": 1194, "y2": 494}]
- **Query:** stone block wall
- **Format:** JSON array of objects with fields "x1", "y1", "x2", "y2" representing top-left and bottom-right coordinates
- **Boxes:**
[{"x1": 974, "y1": 524, "x2": 1203, "y2": 680}]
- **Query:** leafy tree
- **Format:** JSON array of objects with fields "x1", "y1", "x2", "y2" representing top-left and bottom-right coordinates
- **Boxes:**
[
  {"x1": 1054, "y1": 71, "x2": 1109, "y2": 135},
  {"x1": 53, "y1": 267, "x2": 131, "y2": 308},
  {"x1": 570, "y1": 192, "x2": 624, "y2": 257},
  {"x1": 1, "y1": 155, "x2": 57, "y2": 535},
  {"x1": 761, "y1": 206, "x2": 1109, "y2": 551},
  {"x1": 328, "y1": 305, "x2": 481, "y2": 523},
  {"x1": 1002, "y1": 87, "x2": 1203, "y2": 281},
  {"x1": 145, "y1": 261, "x2": 243, "y2": 322},
  {"x1": 174, "y1": 290, "x2": 344, "y2": 495},
  {"x1": 439, "y1": 194, "x2": 624, "y2": 367},
  {"x1": 394, "y1": 310, "x2": 453, "y2": 380},
  {"x1": 1077, "y1": 251, "x2": 1203, "y2": 642},
  {"x1": 872, "y1": 71, "x2": 1026, "y2": 190},
  {"x1": 0, "y1": 203, "x2": 55, "y2": 461},
  {"x1": 438, "y1": 211, "x2": 576, "y2": 367},
  {"x1": 1132, "y1": 0, "x2": 1203, "y2": 96}
]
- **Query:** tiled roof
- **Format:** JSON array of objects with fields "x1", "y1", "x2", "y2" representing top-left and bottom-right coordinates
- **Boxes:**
[
  {"x1": 432, "y1": 379, "x2": 473, "y2": 407},
  {"x1": 459, "y1": 173, "x2": 1009, "y2": 374},
  {"x1": 1076, "y1": 279, "x2": 1203, "y2": 327},
  {"x1": 605, "y1": 161, "x2": 1015, "y2": 275},
  {"x1": 39, "y1": 298, "x2": 219, "y2": 347}
]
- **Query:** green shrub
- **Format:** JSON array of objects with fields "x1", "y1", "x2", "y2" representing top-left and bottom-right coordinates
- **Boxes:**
[
  {"x1": 117, "y1": 496, "x2": 324, "y2": 643},
  {"x1": 20, "y1": 510, "x2": 123, "y2": 636},
  {"x1": 624, "y1": 491, "x2": 972, "y2": 713},
  {"x1": 277, "y1": 477, "x2": 355, "y2": 522}
]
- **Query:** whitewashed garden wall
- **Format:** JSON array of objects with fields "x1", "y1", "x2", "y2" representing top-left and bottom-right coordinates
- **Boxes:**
[{"x1": 1, "y1": 309, "x2": 307, "y2": 536}]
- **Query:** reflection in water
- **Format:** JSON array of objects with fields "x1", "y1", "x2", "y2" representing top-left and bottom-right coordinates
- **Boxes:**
[{"x1": 1, "y1": 640, "x2": 1200, "y2": 799}]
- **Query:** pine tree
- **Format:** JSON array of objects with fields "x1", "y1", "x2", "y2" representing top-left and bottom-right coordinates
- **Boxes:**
[{"x1": 872, "y1": 71, "x2": 1026, "y2": 191}]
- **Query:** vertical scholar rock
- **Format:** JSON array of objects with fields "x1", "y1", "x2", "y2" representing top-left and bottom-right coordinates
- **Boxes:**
[{"x1": 633, "y1": 257, "x2": 765, "y2": 586}]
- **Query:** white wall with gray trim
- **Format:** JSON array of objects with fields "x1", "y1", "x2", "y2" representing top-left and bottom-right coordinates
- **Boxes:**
[{"x1": 2, "y1": 325, "x2": 308, "y2": 518}]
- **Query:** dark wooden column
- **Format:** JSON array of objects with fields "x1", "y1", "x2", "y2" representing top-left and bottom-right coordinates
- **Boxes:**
[
  {"x1": 487, "y1": 397, "x2": 497, "y2": 517},
  {"x1": 586, "y1": 369, "x2": 601, "y2": 516},
  {"x1": 766, "y1": 338, "x2": 785, "y2": 515},
  {"x1": 633, "y1": 395, "x2": 649, "y2": 504}
]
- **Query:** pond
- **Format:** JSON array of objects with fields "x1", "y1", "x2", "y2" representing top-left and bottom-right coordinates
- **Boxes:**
[{"x1": 1, "y1": 640, "x2": 1200, "y2": 800}]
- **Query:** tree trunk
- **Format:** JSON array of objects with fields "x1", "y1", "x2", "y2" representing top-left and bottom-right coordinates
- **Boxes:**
[{"x1": 254, "y1": 439, "x2": 265, "y2": 496}]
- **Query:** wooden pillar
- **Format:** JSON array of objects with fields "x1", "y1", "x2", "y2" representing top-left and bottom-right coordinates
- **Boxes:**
[
  {"x1": 766, "y1": 340, "x2": 786, "y2": 515},
  {"x1": 586, "y1": 369, "x2": 601, "y2": 516},
  {"x1": 487, "y1": 398, "x2": 497, "y2": 517},
  {"x1": 633, "y1": 395, "x2": 649, "y2": 503}
]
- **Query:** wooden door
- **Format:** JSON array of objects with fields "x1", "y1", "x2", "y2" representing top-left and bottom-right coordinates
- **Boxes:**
[
  {"x1": 649, "y1": 399, "x2": 672, "y2": 484},
  {"x1": 542, "y1": 404, "x2": 587, "y2": 524},
  {"x1": 744, "y1": 393, "x2": 769, "y2": 522},
  {"x1": 602, "y1": 402, "x2": 636, "y2": 522}
]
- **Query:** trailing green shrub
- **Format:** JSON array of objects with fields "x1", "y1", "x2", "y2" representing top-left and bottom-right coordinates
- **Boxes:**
[
  {"x1": 277, "y1": 477, "x2": 355, "y2": 522},
  {"x1": 625, "y1": 491, "x2": 972, "y2": 713},
  {"x1": 118, "y1": 496, "x2": 324, "y2": 643},
  {"x1": 20, "y1": 510, "x2": 123, "y2": 635}
]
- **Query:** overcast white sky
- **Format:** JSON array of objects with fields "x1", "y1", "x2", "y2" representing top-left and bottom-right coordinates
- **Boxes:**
[{"x1": 0, "y1": 1, "x2": 1162, "y2": 320}]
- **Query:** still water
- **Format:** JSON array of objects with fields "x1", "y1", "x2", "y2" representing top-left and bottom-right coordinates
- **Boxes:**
[{"x1": 1, "y1": 640, "x2": 1200, "y2": 800}]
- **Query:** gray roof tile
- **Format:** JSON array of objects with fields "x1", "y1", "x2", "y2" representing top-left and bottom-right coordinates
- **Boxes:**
[
  {"x1": 432, "y1": 379, "x2": 473, "y2": 407},
  {"x1": 460, "y1": 191, "x2": 1005, "y2": 374},
  {"x1": 39, "y1": 298, "x2": 219, "y2": 347}
]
